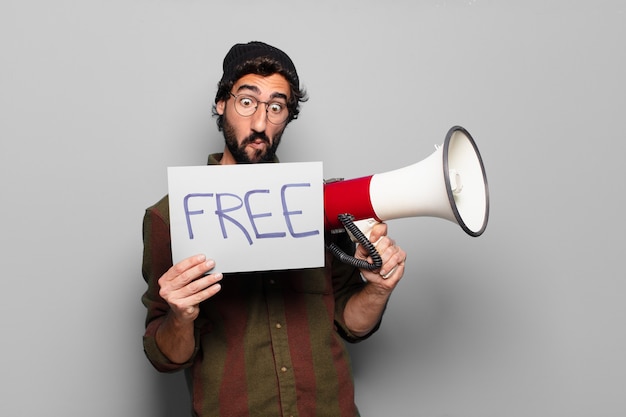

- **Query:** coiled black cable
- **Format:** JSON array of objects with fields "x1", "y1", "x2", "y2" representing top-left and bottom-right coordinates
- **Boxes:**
[{"x1": 327, "y1": 213, "x2": 383, "y2": 271}]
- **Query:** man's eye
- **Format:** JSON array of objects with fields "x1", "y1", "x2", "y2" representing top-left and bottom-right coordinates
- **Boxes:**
[
  {"x1": 268, "y1": 103, "x2": 284, "y2": 113},
  {"x1": 239, "y1": 97, "x2": 254, "y2": 108}
]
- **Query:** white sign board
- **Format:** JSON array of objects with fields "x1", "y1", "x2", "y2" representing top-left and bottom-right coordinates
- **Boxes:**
[{"x1": 168, "y1": 162, "x2": 325, "y2": 273}]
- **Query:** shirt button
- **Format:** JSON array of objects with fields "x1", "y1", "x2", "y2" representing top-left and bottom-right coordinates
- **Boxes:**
[
  {"x1": 275, "y1": 323, "x2": 282, "y2": 329},
  {"x1": 280, "y1": 366, "x2": 287, "y2": 373}
]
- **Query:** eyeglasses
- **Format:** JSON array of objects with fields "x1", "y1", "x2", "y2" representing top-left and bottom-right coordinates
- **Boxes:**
[{"x1": 229, "y1": 93, "x2": 289, "y2": 125}]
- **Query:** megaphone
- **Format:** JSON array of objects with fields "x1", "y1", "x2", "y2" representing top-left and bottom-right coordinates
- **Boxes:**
[{"x1": 324, "y1": 125, "x2": 489, "y2": 239}]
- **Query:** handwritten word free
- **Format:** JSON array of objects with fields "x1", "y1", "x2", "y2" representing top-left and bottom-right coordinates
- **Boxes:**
[{"x1": 183, "y1": 184, "x2": 320, "y2": 245}]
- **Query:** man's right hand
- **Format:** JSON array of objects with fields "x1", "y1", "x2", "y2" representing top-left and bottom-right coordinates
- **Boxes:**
[
  {"x1": 155, "y1": 254, "x2": 222, "y2": 364},
  {"x1": 158, "y1": 254, "x2": 223, "y2": 322}
]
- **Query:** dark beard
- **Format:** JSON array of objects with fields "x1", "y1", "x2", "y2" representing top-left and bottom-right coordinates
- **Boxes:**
[{"x1": 222, "y1": 117, "x2": 284, "y2": 164}]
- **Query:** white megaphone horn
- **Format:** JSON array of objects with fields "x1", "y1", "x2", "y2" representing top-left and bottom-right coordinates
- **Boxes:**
[{"x1": 324, "y1": 126, "x2": 489, "y2": 240}]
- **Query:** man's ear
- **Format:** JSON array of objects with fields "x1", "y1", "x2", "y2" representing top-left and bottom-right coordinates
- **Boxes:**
[{"x1": 216, "y1": 100, "x2": 225, "y2": 115}]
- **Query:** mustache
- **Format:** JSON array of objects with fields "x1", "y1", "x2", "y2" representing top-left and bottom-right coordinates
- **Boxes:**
[{"x1": 242, "y1": 132, "x2": 270, "y2": 145}]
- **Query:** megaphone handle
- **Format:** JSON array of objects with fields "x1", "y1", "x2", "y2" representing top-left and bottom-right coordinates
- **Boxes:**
[{"x1": 327, "y1": 213, "x2": 383, "y2": 271}]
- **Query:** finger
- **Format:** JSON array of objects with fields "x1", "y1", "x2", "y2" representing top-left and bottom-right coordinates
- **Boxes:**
[
  {"x1": 158, "y1": 257, "x2": 217, "y2": 303},
  {"x1": 189, "y1": 276, "x2": 223, "y2": 304},
  {"x1": 378, "y1": 247, "x2": 406, "y2": 278},
  {"x1": 179, "y1": 259, "x2": 216, "y2": 287},
  {"x1": 380, "y1": 265, "x2": 398, "y2": 279},
  {"x1": 369, "y1": 222, "x2": 388, "y2": 243},
  {"x1": 165, "y1": 273, "x2": 223, "y2": 316},
  {"x1": 181, "y1": 272, "x2": 223, "y2": 299},
  {"x1": 172, "y1": 257, "x2": 216, "y2": 289},
  {"x1": 380, "y1": 254, "x2": 406, "y2": 279},
  {"x1": 373, "y1": 236, "x2": 395, "y2": 253},
  {"x1": 355, "y1": 235, "x2": 389, "y2": 260},
  {"x1": 164, "y1": 254, "x2": 207, "y2": 281}
]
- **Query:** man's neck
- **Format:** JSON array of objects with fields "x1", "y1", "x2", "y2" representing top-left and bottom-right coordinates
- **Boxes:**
[{"x1": 220, "y1": 148, "x2": 237, "y2": 165}]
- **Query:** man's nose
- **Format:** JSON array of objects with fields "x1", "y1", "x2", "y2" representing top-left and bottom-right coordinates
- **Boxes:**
[{"x1": 250, "y1": 104, "x2": 268, "y2": 132}]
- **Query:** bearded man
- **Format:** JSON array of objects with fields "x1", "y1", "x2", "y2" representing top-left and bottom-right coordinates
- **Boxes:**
[{"x1": 141, "y1": 41, "x2": 407, "y2": 417}]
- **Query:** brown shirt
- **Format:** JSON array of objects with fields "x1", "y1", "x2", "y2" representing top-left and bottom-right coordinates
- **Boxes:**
[{"x1": 141, "y1": 154, "x2": 380, "y2": 416}]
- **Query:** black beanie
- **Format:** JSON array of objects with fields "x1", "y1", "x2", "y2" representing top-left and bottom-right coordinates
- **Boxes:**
[{"x1": 220, "y1": 41, "x2": 299, "y2": 88}]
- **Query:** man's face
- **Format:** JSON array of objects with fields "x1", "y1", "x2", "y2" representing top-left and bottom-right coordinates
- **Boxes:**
[{"x1": 216, "y1": 73, "x2": 291, "y2": 164}]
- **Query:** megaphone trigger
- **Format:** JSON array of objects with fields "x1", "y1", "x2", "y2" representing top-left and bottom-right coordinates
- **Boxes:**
[{"x1": 349, "y1": 218, "x2": 379, "y2": 242}]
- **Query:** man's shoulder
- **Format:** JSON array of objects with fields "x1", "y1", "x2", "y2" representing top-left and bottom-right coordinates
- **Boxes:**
[
  {"x1": 208, "y1": 153, "x2": 223, "y2": 165},
  {"x1": 145, "y1": 195, "x2": 170, "y2": 223}
]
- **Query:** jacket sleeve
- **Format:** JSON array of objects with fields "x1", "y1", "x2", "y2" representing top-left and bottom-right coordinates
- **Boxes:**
[
  {"x1": 141, "y1": 196, "x2": 197, "y2": 372},
  {"x1": 329, "y1": 231, "x2": 384, "y2": 343}
]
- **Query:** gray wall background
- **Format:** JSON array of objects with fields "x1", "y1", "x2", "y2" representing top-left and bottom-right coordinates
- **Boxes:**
[{"x1": 2, "y1": 1, "x2": 625, "y2": 416}]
